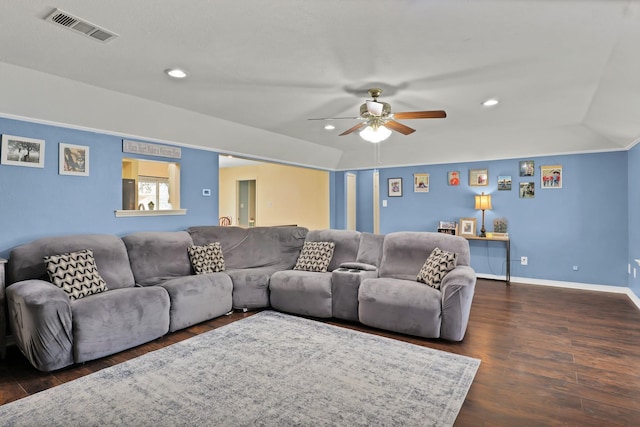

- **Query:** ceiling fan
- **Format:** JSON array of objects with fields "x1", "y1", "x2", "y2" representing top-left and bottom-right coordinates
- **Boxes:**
[{"x1": 309, "y1": 88, "x2": 446, "y2": 142}]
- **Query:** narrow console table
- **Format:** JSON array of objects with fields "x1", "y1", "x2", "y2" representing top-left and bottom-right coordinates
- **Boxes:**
[
  {"x1": 0, "y1": 258, "x2": 7, "y2": 359},
  {"x1": 463, "y1": 235, "x2": 510, "y2": 285}
]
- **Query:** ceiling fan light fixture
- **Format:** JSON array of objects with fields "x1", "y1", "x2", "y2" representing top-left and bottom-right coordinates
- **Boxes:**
[
  {"x1": 366, "y1": 101, "x2": 384, "y2": 116},
  {"x1": 360, "y1": 125, "x2": 392, "y2": 143}
]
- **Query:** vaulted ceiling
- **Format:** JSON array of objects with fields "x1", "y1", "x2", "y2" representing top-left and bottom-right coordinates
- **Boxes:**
[{"x1": 1, "y1": 1, "x2": 639, "y2": 170}]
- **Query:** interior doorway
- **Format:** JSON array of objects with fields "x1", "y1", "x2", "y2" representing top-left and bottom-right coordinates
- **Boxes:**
[
  {"x1": 346, "y1": 173, "x2": 356, "y2": 231},
  {"x1": 237, "y1": 179, "x2": 256, "y2": 227},
  {"x1": 373, "y1": 170, "x2": 380, "y2": 234}
]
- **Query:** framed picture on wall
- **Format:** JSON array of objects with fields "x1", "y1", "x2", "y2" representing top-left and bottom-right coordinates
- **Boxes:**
[
  {"x1": 498, "y1": 175, "x2": 512, "y2": 190},
  {"x1": 459, "y1": 218, "x2": 477, "y2": 236},
  {"x1": 388, "y1": 178, "x2": 403, "y2": 197},
  {"x1": 519, "y1": 160, "x2": 535, "y2": 176},
  {"x1": 519, "y1": 182, "x2": 535, "y2": 198},
  {"x1": 469, "y1": 169, "x2": 488, "y2": 186},
  {"x1": 413, "y1": 173, "x2": 429, "y2": 192},
  {"x1": 59, "y1": 143, "x2": 89, "y2": 176},
  {"x1": 1, "y1": 134, "x2": 45, "y2": 168},
  {"x1": 448, "y1": 171, "x2": 461, "y2": 186},
  {"x1": 540, "y1": 165, "x2": 562, "y2": 188}
]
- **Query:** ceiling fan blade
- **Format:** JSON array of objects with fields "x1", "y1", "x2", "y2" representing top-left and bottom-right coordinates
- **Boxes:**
[
  {"x1": 386, "y1": 120, "x2": 416, "y2": 135},
  {"x1": 339, "y1": 122, "x2": 366, "y2": 136},
  {"x1": 393, "y1": 110, "x2": 447, "y2": 119},
  {"x1": 308, "y1": 117, "x2": 360, "y2": 121}
]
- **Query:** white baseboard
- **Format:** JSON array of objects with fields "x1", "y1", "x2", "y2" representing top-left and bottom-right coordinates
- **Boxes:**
[{"x1": 476, "y1": 273, "x2": 640, "y2": 311}]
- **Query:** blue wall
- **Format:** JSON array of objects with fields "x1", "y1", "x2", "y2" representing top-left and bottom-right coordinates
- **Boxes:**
[
  {"x1": 0, "y1": 117, "x2": 219, "y2": 259},
  {"x1": 337, "y1": 152, "x2": 629, "y2": 288},
  {"x1": 629, "y1": 143, "x2": 640, "y2": 294}
]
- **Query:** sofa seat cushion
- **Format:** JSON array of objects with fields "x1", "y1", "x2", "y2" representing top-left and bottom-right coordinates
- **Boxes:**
[
  {"x1": 358, "y1": 277, "x2": 442, "y2": 339},
  {"x1": 71, "y1": 286, "x2": 170, "y2": 363},
  {"x1": 270, "y1": 270, "x2": 332, "y2": 318},
  {"x1": 156, "y1": 273, "x2": 233, "y2": 332},
  {"x1": 45, "y1": 249, "x2": 108, "y2": 300},
  {"x1": 226, "y1": 267, "x2": 278, "y2": 310}
]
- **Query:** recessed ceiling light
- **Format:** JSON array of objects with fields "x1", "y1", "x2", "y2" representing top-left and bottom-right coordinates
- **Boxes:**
[
  {"x1": 482, "y1": 98, "x2": 499, "y2": 107},
  {"x1": 324, "y1": 124, "x2": 336, "y2": 130},
  {"x1": 165, "y1": 68, "x2": 188, "y2": 79}
]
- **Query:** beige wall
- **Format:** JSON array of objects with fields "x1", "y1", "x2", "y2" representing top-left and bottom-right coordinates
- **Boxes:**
[{"x1": 219, "y1": 163, "x2": 330, "y2": 229}]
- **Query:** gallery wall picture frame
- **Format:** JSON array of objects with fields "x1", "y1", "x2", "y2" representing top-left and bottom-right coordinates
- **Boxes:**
[
  {"x1": 540, "y1": 164, "x2": 562, "y2": 189},
  {"x1": 469, "y1": 169, "x2": 488, "y2": 186},
  {"x1": 1, "y1": 134, "x2": 45, "y2": 168},
  {"x1": 413, "y1": 173, "x2": 429, "y2": 192},
  {"x1": 519, "y1": 182, "x2": 535, "y2": 198},
  {"x1": 59, "y1": 143, "x2": 90, "y2": 176},
  {"x1": 459, "y1": 218, "x2": 477, "y2": 236},
  {"x1": 388, "y1": 177, "x2": 403, "y2": 197},
  {"x1": 448, "y1": 171, "x2": 461, "y2": 186},
  {"x1": 497, "y1": 175, "x2": 512, "y2": 190},
  {"x1": 519, "y1": 160, "x2": 535, "y2": 176}
]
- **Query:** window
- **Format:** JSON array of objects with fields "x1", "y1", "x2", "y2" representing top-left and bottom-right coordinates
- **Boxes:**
[{"x1": 118, "y1": 158, "x2": 184, "y2": 217}]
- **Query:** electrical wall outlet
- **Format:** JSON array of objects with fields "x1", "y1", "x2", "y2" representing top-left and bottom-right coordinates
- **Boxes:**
[
  {"x1": 520, "y1": 256, "x2": 528, "y2": 266},
  {"x1": 572, "y1": 265, "x2": 579, "y2": 271}
]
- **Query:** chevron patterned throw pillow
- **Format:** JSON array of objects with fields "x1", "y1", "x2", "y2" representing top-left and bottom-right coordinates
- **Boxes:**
[
  {"x1": 188, "y1": 242, "x2": 225, "y2": 274},
  {"x1": 293, "y1": 241, "x2": 335, "y2": 272},
  {"x1": 416, "y1": 247, "x2": 458, "y2": 289},
  {"x1": 44, "y1": 248, "x2": 108, "y2": 300}
]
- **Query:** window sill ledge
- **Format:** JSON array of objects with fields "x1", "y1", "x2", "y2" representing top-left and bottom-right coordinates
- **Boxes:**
[{"x1": 115, "y1": 209, "x2": 187, "y2": 218}]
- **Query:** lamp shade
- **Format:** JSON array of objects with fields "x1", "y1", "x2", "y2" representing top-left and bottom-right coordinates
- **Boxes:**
[
  {"x1": 474, "y1": 192, "x2": 492, "y2": 210},
  {"x1": 359, "y1": 125, "x2": 392, "y2": 143}
]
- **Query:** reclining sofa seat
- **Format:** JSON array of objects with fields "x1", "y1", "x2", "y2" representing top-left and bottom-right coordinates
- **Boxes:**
[
  {"x1": 122, "y1": 231, "x2": 233, "y2": 332},
  {"x1": 188, "y1": 225, "x2": 309, "y2": 310},
  {"x1": 269, "y1": 229, "x2": 365, "y2": 319},
  {"x1": 5, "y1": 234, "x2": 170, "y2": 372},
  {"x1": 358, "y1": 232, "x2": 476, "y2": 341}
]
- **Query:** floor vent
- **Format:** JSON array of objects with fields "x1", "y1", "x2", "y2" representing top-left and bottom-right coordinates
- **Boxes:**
[{"x1": 44, "y1": 8, "x2": 118, "y2": 43}]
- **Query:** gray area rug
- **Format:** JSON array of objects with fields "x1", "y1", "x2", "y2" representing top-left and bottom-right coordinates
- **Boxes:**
[{"x1": 1, "y1": 311, "x2": 480, "y2": 426}]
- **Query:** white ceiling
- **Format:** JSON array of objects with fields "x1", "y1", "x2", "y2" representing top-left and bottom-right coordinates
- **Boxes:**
[{"x1": 0, "y1": 1, "x2": 639, "y2": 170}]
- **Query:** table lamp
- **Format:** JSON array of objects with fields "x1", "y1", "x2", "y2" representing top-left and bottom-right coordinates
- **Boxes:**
[{"x1": 474, "y1": 192, "x2": 492, "y2": 237}]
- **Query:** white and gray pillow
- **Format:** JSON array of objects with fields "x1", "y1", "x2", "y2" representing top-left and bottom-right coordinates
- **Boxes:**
[
  {"x1": 293, "y1": 241, "x2": 335, "y2": 273},
  {"x1": 188, "y1": 242, "x2": 225, "y2": 274},
  {"x1": 417, "y1": 247, "x2": 458, "y2": 289},
  {"x1": 44, "y1": 248, "x2": 108, "y2": 300}
]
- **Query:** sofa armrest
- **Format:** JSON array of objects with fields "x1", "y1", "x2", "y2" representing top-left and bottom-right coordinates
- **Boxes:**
[
  {"x1": 439, "y1": 266, "x2": 477, "y2": 341},
  {"x1": 6, "y1": 279, "x2": 74, "y2": 371}
]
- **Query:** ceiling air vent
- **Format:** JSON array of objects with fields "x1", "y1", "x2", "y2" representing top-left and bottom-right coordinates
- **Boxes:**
[{"x1": 44, "y1": 9, "x2": 118, "y2": 43}]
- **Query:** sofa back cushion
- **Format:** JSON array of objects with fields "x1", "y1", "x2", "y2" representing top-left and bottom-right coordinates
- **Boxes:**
[
  {"x1": 8, "y1": 234, "x2": 135, "y2": 289},
  {"x1": 305, "y1": 229, "x2": 361, "y2": 272},
  {"x1": 122, "y1": 231, "x2": 193, "y2": 285},
  {"x1": 188, "y1": 226, "x2": 308, "y2": 270},
  {"x1": 379, "y1": 232, "x2": 470, "y2": 281},
  {"x1": 355, "y1": 232, "x2": 385, "y2": 267}
]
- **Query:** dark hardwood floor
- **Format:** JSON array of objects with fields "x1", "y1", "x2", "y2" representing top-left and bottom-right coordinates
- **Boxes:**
[{"x1": 2, "y1": 279, "x2": 640, "y2": 426}]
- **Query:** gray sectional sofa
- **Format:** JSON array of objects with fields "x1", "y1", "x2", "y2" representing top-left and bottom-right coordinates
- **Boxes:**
[{"x1": 4, "y1": 226, "x2": 476, "y2": 372}]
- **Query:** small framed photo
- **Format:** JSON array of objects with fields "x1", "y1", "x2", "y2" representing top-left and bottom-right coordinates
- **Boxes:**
[
  {"x1": 540, "y1": 165, "x2": 562, "y2": 189},
  {"x1": 59, "y1": 143, "x2": 89, "y2": 176},
  {"x1": 459, "y1": 218, "x2": 477, "y2": 236},
  {"x1": 448, "y1": 171, "x2": 461, "y2": 186},
  {"x1": 498, "y1": 175, "x2": 512, "y2": 190},
  {"x1": 519, "y1": 182, "x2": 535, "y2": 198},
  {"x1": 414, "y1": 173, "x2": 429, "y2": 192},
  {"x1": 469, "y1": 169, "x2": 488, "y2": 186},
  {"x1": 1, "y1": 134, "x2": 45, "y2": 168},
  {"x1": 438, "y1": 221, "x2": 457, "y2": 230},
  {"x1": 388, "y1": 178, "x2": 403, "y2": 197},
  {"x1": 520, "y1": 160, "x2": 535, "y2": 176}
]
